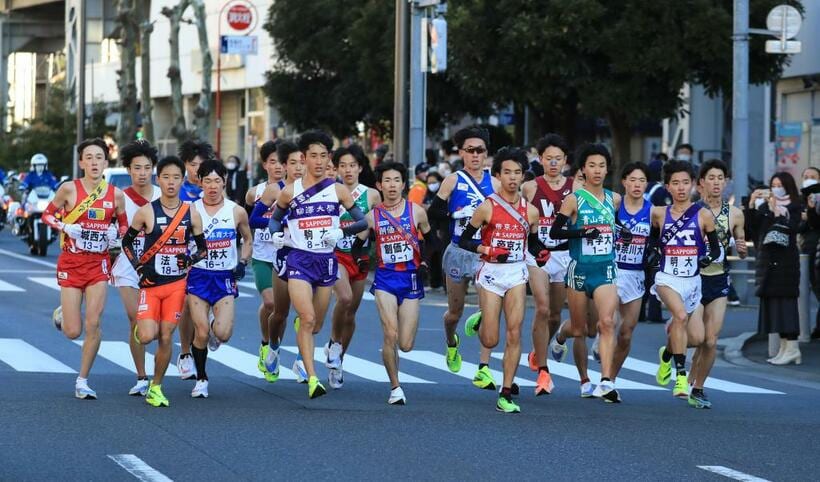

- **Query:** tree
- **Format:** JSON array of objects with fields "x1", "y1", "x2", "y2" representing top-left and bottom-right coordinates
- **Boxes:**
[
  {"x1": 191, "y1": 0, "x2": 212, "y2": 142},
  {"x1": 139, "y1": 0, "x2": 155, "y2": 144},
  {"x1": 162, "y1": 0, "x2": 192, "y2": 143},
  {"x1": 116, "y1": 0, "x2": 139, "y2": 144}
]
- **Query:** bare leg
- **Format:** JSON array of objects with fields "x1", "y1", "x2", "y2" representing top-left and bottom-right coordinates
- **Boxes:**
[
  {"x1": 527, "y1": 265, "x2": 550, "y2": 367},
  {"x1": 612, "y1": 297, "x2": 642, "y2": 378},
  {"x1": 501, "y1": 284, "x2": 526, "y2": 388},
  {"x1": 375, "y1": 291, "x2": 401, "y2": 387},
  {"x1": 153, "y1": 322, "x2": 177, "y2": 386},
  {"x1": 690, "y1": 298, "x2": 727, "y2": 390},
  {"x1": 77, "y1": 282, "x2": 107, "y2": 379},
  {"x1": 592, "y1": 284, "x2": 619, "y2": 379},
  {"x1": 119, "y1": 286, "x2": 146, "y2": 378}
]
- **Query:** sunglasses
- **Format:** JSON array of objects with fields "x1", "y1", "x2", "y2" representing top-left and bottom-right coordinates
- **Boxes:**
[{"x1": 462, "y1": 146, "x2": 487, "y2": 155}]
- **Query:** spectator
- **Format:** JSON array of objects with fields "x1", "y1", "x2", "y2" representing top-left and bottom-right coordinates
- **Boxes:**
[
  {"x1": 746, "y1": 172, "x2": 803, "y2": 365},
  {"x1": 674, "y1": 143, "x2": 694, "y2": 162},
  {"x1": 375, "y1": 144, "x2": 389, "y2": 166},
  {"x1": 224, "y1": 155, "x2": 249, "y2": 206},
  {"x1": 408, "y1": 163, "x2": 430, "y2": 205},
  {"x1": 423, "y1": 171, "x2": 443, "y2": 206},
  {"x1": 423, "y1": 169, "x2": 445, "y2": 291},
  {"x1": 800, "y1": 167, "x2": 820, "y2": 338}
]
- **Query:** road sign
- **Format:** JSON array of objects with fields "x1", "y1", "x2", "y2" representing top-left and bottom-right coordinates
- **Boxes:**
[
  {"x1": 765, "y1": 39, "x2": 801, "y2": 54},
  {"x1": 766, "y1": 4, "x2": 801, "y2": 39},
  {"x1": 220, "y1": 35, "x2": 258, "y2": 55},
  {"x1": 227, "y1": 3, "x2": 253, "y2": 32}
]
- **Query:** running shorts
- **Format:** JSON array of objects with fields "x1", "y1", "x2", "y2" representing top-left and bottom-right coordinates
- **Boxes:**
[
  {"x1": 136, "y1": 278, "x2": 187, "y2": 323},
  {"x1": 186, "y1": 267, "x2": 238, "y2": 305},
  {"x1": 370, "y1": 269, "x2": 424, "y2": 305},
  {"x1": 566, "y1": 259, "x2": 617, "y2": 298},
  {"x1": 701, "y1": 272, "x2": 730, "y2": 306},
  {"x1": 111, "y1": 252, "x2": 139, "y2": 289},
  {"x1": 286, "y1": 249, "x2": 337, "y2": 287},
  {"x1": 525, "y1": 249, "x2": 571, "y2": 283},
  {"x1": 443, "y1": 243, "x2": 481, "y2": 281},
  {"x1": 251, "y1": 258, "x2": 274, "y2": 293},
  {"x1": 336, "y1": 251, "x2": 369, "y2": 282},
  {"x1": 617, "y1": 268, "x2": 645, "y2": 304},
  {"x1": 651, "y1": 271, "x2": 702, "y2": 314},
  {"x1": 56, "y1": 252, "x2": 109, "y2": 290},
  {"x1": 475, "y1": 261, "x2": 529, "y2": 297}
]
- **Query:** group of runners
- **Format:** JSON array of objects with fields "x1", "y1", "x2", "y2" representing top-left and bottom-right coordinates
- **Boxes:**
[{"x1": 43, "y1": 126, "x2": 745, "y2": 413}]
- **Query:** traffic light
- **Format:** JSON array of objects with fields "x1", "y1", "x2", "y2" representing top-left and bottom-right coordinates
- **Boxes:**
[{"x1": 428, "y1": 17, "x2": 447, "y2": 74}]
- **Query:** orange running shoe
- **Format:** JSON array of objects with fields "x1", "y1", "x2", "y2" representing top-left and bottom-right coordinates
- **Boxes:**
[
  {"x1": 534, "y1": 370, "x2": 554, "y2": 396},
  {"x1": 528, "y1": 351, "x2": 538, "y2": 372}
]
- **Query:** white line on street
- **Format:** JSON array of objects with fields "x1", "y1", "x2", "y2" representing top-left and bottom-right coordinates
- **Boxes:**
[
  {"x1": 0, "y1": 247, "x2": 57, "y2": 268},
  {"x1": 74, "y1": 340, "x2": 180, "y2": 377},
  {"x1": 697, "y1": 465, "x2": 771, "y2": 481},
  {"x1": 108, "y1": 454, "x2": 173, "y2": 482},
  {"x1": 401, "y1": 350, "x2": 536, "y2": 386},
  {"x1": 281, "y1": 346, "x2": 434, "y2": 384},
  {"x1": 0, "y1": 279, "x2": 24, "y2": 291},
  {"x1": 0, "y1": 269, "x2": 53, "y2": 274},
  {"x1": 28, "y1": 276, "x2": 60, "y2": 291},
  {"x1": 200, "y1": 343, "x2": 297, "y2": 381},
  {"x1": 0, "y1": 338, "x2": 76, "y2": 373}
]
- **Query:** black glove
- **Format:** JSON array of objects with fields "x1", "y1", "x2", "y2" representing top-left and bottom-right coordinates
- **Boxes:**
[
  {"x1": 233, "y1": 260, "x2": 247, "y2": 281},
  {"x1": 136, "y1": 263, "x2": 158, "y2": 286},
  {"x1": 418, "y1": 263, "x2": 429, "y2": 286},
  {"x1": 175, "y1": 253, "x2": 192, "y2": 271},
  {"x1": 644, "y1": 247, "x2": 661, "y2": 268},
  {"x1": 583, "y1": 227, "x2": 601, "y2": 239},
  {"x1": 354, "y1": 254, "x2": 369, "y2": 273},
  {"x1": 618, "y1": 227, "x2": 633, "y2": 245},
  {"x1": 698, "y1": 255, "x2": 713, "y2": 269}
]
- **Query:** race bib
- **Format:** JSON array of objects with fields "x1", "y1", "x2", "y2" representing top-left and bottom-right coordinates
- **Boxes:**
[
  {"x1": 255, "y1": 230, "x2": 273, "y2": 245},
  {"x1": 616, "y1": 235, "x2": 646, "y2": 265},
  {"x1": 154, "y1": 245, "x2": 186, "y2": 277},
  {"x1": 662, "y1": 245, "x2": 698, "y2": 277},
  {"x1": 76, "y1": 228, "x2": 108, "y2": 253},
  {"x1": 380, "y1": 239, "x2": 414, "y2": 264},
  {"x1": 490, "y1": 235, "x2": 525, "y2": 262},
  {"x1": 298, "y1": 216, "x2": 333, "y2": 250},
  {"x1": 581, "y1": 224, "x2": 613, "y2": 256},
  {"x1": 538, "y1": 217, "x2": 559, "y2": 248},
  {"x1": 454, "y1": 218, "x2": 481, "y2": 240},
  {"x1": 133, "y1": 235, "x2": 145, "y2": 259}
]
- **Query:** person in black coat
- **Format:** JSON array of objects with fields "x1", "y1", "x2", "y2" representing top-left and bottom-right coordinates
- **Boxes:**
[
  {"x1": 224, "y1": 155, "x2": 249, "y2": 207},
  {"x1": 746, "y1": 172, "x2": 802, "y2": 365}
]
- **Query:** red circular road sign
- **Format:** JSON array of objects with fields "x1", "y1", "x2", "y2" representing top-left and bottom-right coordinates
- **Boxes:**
[{"x1": 227, "y1": 4, "x2": 252, "y2": 31}]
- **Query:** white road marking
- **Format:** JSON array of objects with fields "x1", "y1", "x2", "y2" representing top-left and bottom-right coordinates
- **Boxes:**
[
  {"x1": 0, "y1": 269, "x2": 53, "y2": 274},
  {"x1": 74, "y1": 341, "x2": 180, "y2": 377},
  {"x1": 108, "y1": 454, "x2": 173, "y2": 482},
  {"x1": 281, "y1": 346, "x2": 433, "y2": 384},
  {"x1": 0, "y1": 279, "x2": 24, "y2": 292},
  {"x1": 495, "y1": 353, "x2": 664, "y2": 390},
  {"x1": 697, "y1": 465, "x2": 771, "y2": 481},
  {"x1": 28, "y1": 276, "x2": 60, "y2": 291},
  {"x1": 401, "y1": 350, "x2": 536, "y2": 386},
  {"x1": 201, "y1": 343, "x2": 297, "y2": 381},
  {"x1": 0, "y1": 338, "x2": 75, "y2": 373},
  {"x1": 0, "y1": 247, "x2": 57, "y2": 268}
]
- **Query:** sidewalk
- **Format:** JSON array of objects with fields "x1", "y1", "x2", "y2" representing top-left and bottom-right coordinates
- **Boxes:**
[{"x1": 743, "y1": 335, "x2": 820, "y2": 379}]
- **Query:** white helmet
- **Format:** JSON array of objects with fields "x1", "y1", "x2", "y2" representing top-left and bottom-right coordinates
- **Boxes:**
[{"x1": 30, "y1": 153, "x2": 48, "y2": 169}]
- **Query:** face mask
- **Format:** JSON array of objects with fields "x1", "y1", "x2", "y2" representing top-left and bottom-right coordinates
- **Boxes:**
[
  {"x1": 428, "y1": 182, "x2": 440, "y2": 193},
  {"x1": 754, "y1": 197, "x2": 766, "y2": 209},
  {"x1": 803, "y1": 179, "x2": 818, "y2": 189},
  {"x1": 225, "y1": 162, "x2": 237, "y2": 170},
  {"x1": 676, "y1": 154, "x2": 691, "y2": 162},
  {"x1": 772, "y1": 187, "x2": 786, "y2": 198}
]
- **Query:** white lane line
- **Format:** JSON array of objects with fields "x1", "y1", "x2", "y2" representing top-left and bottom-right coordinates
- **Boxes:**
[
  {"x1": 0, "y1": 247, "x2": 57, "y2": 268},
  {"x1": 281, "y1": 346, "x2": 434, "y2": 384},
  {"x1": 0, "y1": 269, "x2": 53, "y2": 274},
  {"x1": 232, "y1": 281, "x2": 254, "y2": 298},
  {"x1": 361, "y1": 291, "x2": 374, "y2": 301},
  {"x1": 74, "y1": 341, "x2": 180, "y2": 377},
  {"x1": 618, "y1": 356, "x2": 784, "y2": 394},
  {"x1": 697, "y1": 465, "x2": 771, "y2": 481},
  {"x1": 108, "y1": 454, "x2": 173, "y2": 482},
  {"x1": 190, "y1": 343, "x2": 297, "y2": 381},
  {"x1": 28, "y1": 276, "x2": 60, "y2": 291},
  {"x1": 494, "y1": 353, "x2": 663, "y2": 390},
  {"x1": 0, "y1": 338, "x2": 76, "y2": 373},
  {"x1": 0, "y1": 279, "x2": 24, "y2": 292},
  {"x1": 401, "y1": 350, "x2": 536, "y2": 387}
]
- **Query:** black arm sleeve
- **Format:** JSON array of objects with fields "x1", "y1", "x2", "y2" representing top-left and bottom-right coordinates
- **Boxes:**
[
  {"x1": 351, "y1": 236, "x2": 367, "y2": 259},
  {"x1": 121, "y1": 227, "x2": 141, "y2": 267},
  {"x1": 428, "y1": 196, "x2": 450, "y2": 223},
  {"x1": 341, "y1": 205, "x2": 368, "y2": 236},
  {"x1": 457, "y1": 224, "x2": 481, "y2": 253},
  {"x1": 706, "y1": 229, "x2": 721, "y2": 261},
  {"x1": 191, "y1": 233, "x2": 208, "y2": 265},
  {"x1": 549, "y1": 213, "x2": 587, "y2": 240},
  {"x1": 267, "y1": 205, "x2": 288, "y2": 234},
  {"x1": 527, "y1": 232, "x2": 547, "y2": 256}
]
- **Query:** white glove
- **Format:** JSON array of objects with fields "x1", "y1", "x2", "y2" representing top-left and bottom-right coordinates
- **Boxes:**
[
  {"x1": 107, "y1": 225, "x2": 120, "y2": 249},
  {"x1": 452, "y1": 205, "x2": 476, "y2": 220},
  {"x1": 62, "y1": 223, "x2": 83, "y2": 240},
  {"x1": 271, "y1": 232, "x2": 286, "y2": 249},
  {"x1": 321, "y1": 227, "x2": 344, "y2": 248}
]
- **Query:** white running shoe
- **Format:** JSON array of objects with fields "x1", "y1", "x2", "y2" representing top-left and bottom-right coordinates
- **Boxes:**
[
  {"x1": 549, "y1": 337, "x2": 568, "y2": 363},
  {"x1": 580, "y1": 381, "x2": 596, "y2": 398},
  {"x1": 324, "y1": 341, "x2": 343, "y2": 369},
  {"x1": 328, "y1": 367, "x2": 344, "y2": 389},
  {"x1": 264, "y1": 346, "x2": 280, "y2": 376},
  {"x1": 207, "y1": 319, "x2": 221, "y2": 352},
  {"x1": 177, "y1": 354, "x2": 197, "y2": 380},
  {"x1": 388, "y1": 386, "x2": 406, "y2": 405},
  {"x1": 191, "y1": 380, "x2": 209, "y2": 398},
  {"x1": 52, "y1": 306, "x2": 63, "y2": 332},
  {"x1": 292, "y1": 358, "x2": 308, "y2": 384},
  {"x1": 592, "y1": 383, "x2": 604, "y2": 398},
  {"x1": 598, "y1": 380, "x2": 621, "y2": 403},
  {"x1": 75, "y1": 380, "x2": 97, "y2": 400},
  {"x1": 592, "y1": 334, "x2": 600, "y2": 363},
  {"x1": 129, "y1": 379, "x2": 150, "y2": 396}
]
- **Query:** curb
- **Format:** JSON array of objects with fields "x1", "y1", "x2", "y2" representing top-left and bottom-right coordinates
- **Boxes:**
[
  {"x1": 721, "y1": 331, "x2": 820, "y2": 388},
  {"x1": 721, "y1": 331, "x2": 759, "y2": 368}
]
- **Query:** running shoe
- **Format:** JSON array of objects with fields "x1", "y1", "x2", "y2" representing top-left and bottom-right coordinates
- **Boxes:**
[
  {"x1": 673, "y1": 374, "x2": 689, "y2": 399},
  {"x1": 75, "y1": 381, "x2": 97, "y2": 400},
  {"x1": 292, "y1": 355, "x2": 308, "y2": 384},
  {"x1": 464, "y1": 311, "x2": 482, "y2": 337},
  {"x1": 207, "y1": 321, "x2": 221, "y2": 352},
  {"x1": 592, "y1": 383, "x2": 603, "y2": 398},
  {"x1": 328, "y1": 367, "x2": 344, "y2": 389},
  {"x1": 324, "y1": 341, "x2": 343, "y2": 370},
  {"x1": 472, "y1": 365, "x2": 496, "y2": 390},
  {"x1": 688, "y1": 390, "x2": 712, "y2": 409},
  {"x1": 308, "y1": 375, "x2": 327, "y2": 399},
  {"x1": 293, "y1": 316, "x2": 300, "y2": 334},
  {"x1": 592, "y1": 334, "x2": 600, "y2": 363},
  {"x1": 52, "y1": 306, "x2": 62, "y2": 332},
  {"x1": 264, "y1": 346, "x2": 280, "y2": 382},
  {"x1": 388, "y1": 386, "x2": 406, "y2": 405},
  {"x1": 549, "y1": 337, "x2": 568, "y2": 363},
  {"x1": 496, "y1": 396, "x2": 520, "y2": 413},
  {"x1": 534, "y1": 370, "x2": 554, "y2": 396},
  {"x1": 145, "y1": 382, "x2": 169, "y2": 408},
  {"x1": 258, "y1": 345, "x2": 269, "y2": 374},
  {"x1": 655, "y1": 346, "x2": 672, "y2": 386},
  {"x1": 128, "y1": 379, "x2": 149, "y2": 397},
  {"x1": 133, "y1": 324, "x2": 140, "y2": 345},
  {"x1": 598, "y1": 381, "x2": 621, "y2": 403},
  {"x1": 191, "y1": 380, "x2": 209, "y2": 398},
  {"x1": 446, "y1": 334, "x2": 462, "y2": 373},
  {"x1": 580, "y1": 381, "x2": 595, "y2": 398},
  {"x1": 177, "y1": 354, "x2": 197, "y2": 380},
  {"x1": 527, "y1": 351, "x2": 538, "y2": 371}
]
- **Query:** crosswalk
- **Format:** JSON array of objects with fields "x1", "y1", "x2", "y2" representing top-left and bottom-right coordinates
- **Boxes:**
[
  {"x1": 0, "y1": 276, "x2": 258, "y2": 297},
  {"x1": 0, "y1": 337, "x2": 785, "y2": 394}
]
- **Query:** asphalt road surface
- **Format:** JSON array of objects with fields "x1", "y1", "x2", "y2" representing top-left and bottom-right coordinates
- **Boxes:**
[{"x1": 0, "y1": 231, "x2": 816, "y2": 481}]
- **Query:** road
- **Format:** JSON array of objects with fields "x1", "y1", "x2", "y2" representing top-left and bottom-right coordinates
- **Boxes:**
[{"x1": 0, "y1": 230, "x2": 816, "y2": 481}]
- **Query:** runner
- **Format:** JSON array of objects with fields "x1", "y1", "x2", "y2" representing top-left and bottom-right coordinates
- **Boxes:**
[
  {"x1": 548, "y1": 143, "x2": 631, "y2": 402},
  {"x1": 245, "y1": 140, "x2": 282, "y2": 383},
  {"x1": 121, "y1": 156, "x2": 206, "y2": 407},
  {"x1": 268, "y1": 130, "x2": 368, "y2": 398},
  {"x1": 186, "y1": 160, "x2": 252, "y2": 398},
  {"x1": 250, "y1": 140, "x2": 305, "y2": 382},
  {"x1": 427, "y1": 126, "x2": 499, "y2": 390},
  {"x1": 648, "y1": 160, "x2": 720, "y2": 402},
  {"x1": 352, "y1": 161, "x2": 434, "y2": 404},
  {"x1": 110, "y1": 140, "x2": 161, "y2": 396},
  {"x1": 459, "y1": 148, "x2": 549, "y2": 412},
  {"x1": 686, "y1": 159, "x2": 747, "y2": 408},
  {"x1": 43, "y1": 138, "x2": 127, "y2": 399},
  {"x1": 326, "y1": 146, "x2": 381, "y2": 389},
  {"x1": 609, "y1": 162, "x2": 652, "y2": 380},
  {"x1": 176, "y1": 140, "x2": 213, "y2": 380},
  {"x1": 520, "y1": 133, "x2": 577, "y2": 395}
]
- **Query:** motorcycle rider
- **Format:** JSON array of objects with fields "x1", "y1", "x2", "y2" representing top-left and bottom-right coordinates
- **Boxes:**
[{"x1": 20, "y1": 154, "x2": 59, "y2": 194}]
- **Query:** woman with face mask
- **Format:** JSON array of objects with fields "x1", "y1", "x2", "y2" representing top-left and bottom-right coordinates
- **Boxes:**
[
  {"x1": 746, "y1": 172, "x2": 803, "y2": 364},
  {"x1": 224, "y1": 155, "x2": 249, "y2": 207}
]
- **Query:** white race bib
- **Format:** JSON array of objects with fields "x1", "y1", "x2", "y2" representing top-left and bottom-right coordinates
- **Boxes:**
[
  {"x1": 581, "y1": 225, "x2": 613, "y2": 256},
  {"x1": 662, "y1": 245, "x2": 699, "y2": 277},
  {"x1": 380, "y1": 240, "x2": 414, "y2": 264},
  {"x1": 77, "y1": 228, "x2": 108, "y2": 253},
  {"x1": 616, "y1": 236, "x2": 646, "y2": 265}
]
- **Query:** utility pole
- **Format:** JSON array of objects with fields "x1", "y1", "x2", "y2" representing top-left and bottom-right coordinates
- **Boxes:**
[
  {"x1": 74, "y1": 0, "x2": 86, "y2": 179},
  {"x1": 732, "y1": 0, "x2": 749, "y2": 204},
  {"x1": 393, "y1": 0, "x2": 409, "y2": 165},
  {"x1": 408, "y1": 4, "x2": 424, "y2": 168}
]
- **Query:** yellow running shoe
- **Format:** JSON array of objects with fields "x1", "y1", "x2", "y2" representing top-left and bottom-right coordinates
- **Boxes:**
[
  {"x1": 258, "y1": 345, "x2": 269, "y2": 374},
  {"x1": 656, "y1": 346, "x2": 672, "y2": 386},
  {"x1": 145, "y1": 382, "x2": 169, "y2": 408},
  {"x1": 472, "y1": 365, "x2": 496, "y2": 390},
  {"x1": 293, "y1": 316, "x2": 301, "y2": 334},
  {"x1": 673, "y1": 374, "x2": 689, "y2": 399},
  {"x1": 308, "y1": 375, "x2": 326, "y2": 399},
  {"x1": 446, "y1": 334, "x2": 462, "y2": 373}
]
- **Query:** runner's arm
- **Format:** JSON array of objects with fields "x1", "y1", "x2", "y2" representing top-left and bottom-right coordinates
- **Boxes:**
[
  {"x1": 427, "y1": 174, "x2": 457, "y2": 223},
  {"x1": 189, "y1": 210, "x2": 208, "y2": 265},
  {"x1": 699, "y1": 212, "x2": 721, "y2": 267},
  {"x1": 236, "y1": 206, "x2": 253, "y2": 264},
  {"x1": 414, "y1": 203, "x2": 437, "y2": 265},
  {"x1": 456, "y1": 200, "x2": 491, "y2": 255},
  {"x1": 526, "y1": 204, "x2": 549, "y2": 264},
  {"x1": 42, "y1": 182, "x2": 72, "y2": 230},
  {"x1": 548, "y1": 196, "x2": 596, "y2": 239},
  {"x1": 121, "y1": 205, "x2": 148, "y2": 267},
  {"x1": 614, "y1": 207, "x2": 633, "y2": 245},
  {"x1": 337, "y1": 185, "x2": 368, "y2": 235},
  {"x1": 249, "y1": 199, "x2": 272, "y2": 229},
  {"x1": 114, "y1": 188, "x2": 128, "y2": 235},
  {"x1": 731, "y1": 206, "x2": 748, "y2": 258},
  {"x1": 267, "y1": 184, "x2": 291, "y2": 234}
]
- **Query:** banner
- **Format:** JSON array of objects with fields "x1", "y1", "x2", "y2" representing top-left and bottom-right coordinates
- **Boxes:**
[{"x1": 775, "y1": 121, "x2": 802, "y2": 179}]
